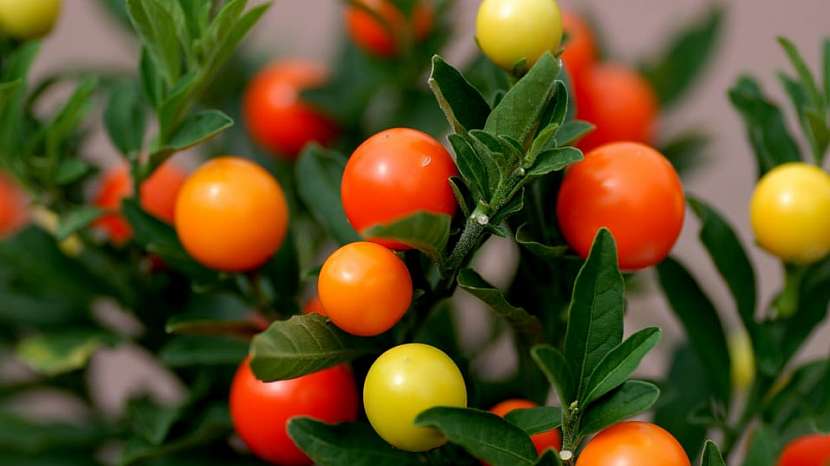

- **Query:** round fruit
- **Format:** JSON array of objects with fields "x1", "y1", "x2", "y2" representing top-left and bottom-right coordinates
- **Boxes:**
[
  {"x1": 561, "y1": 11, "x2": 597, "y2": 85},
  {"x1": 364, "y1": 343, "x2": 467, "y2": 452},
  {"x1": 175, "y1": 157, "x2": 288, "y2": 272},
  {"x1": 341, "y1": 128, "x2": 457, "y2": 249},
  {"x1": 93, "y1": 162, "x2": 188, "y2": 244},
  {"x1": 303, "y1": 295, "x2": 326, "y2": 316},
  {"x1": 489, "y1": 399, "x2": 561, "y2": 455},
  {"x1": 475, "y1": 0, "x2": 563, "y2": 71},
  {"x1": 230, "y1": 359, "x2": 358, "y2": 465},
  {"x1": 345, "y1": 0, "x2": 433, "y2": 57},
  {"x1": 318, "y1": 242, "x2": 412, "y2": 336},
  {"x1": 575, "y1": 64, "x2": 658, "y2": 152},
  {"x1": 576, "y1": 421, "x2": 690, "y2": 466},
  {"x1": 777, "y1": 434, "x2": 830, "y2": 466},
  {"x1": 244, "y1": 61, "x2": 338, "y2": 159},
  {"x1": 0, "y1": 171, "x2": 27, "y2": 237},
  {"x1": 728, "y1": 330, "x2": 755, "y2": 392},
  {"x1": 0, "y1": 0, "x2": 61, "y2": 40},
  {"x1": 556, "y1": 142, "x2": 684, "y2": 270},
  {"x1": 750, "y1": 162, "x2": 830, "y2": 264}
]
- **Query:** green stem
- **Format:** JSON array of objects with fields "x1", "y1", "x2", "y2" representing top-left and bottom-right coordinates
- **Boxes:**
[
  {"x1": 773, "y1": 264, "x2": 805, "y2": 318},
  {"x1": 559, "y1": 402, "x2": 581, "y2": 465}
]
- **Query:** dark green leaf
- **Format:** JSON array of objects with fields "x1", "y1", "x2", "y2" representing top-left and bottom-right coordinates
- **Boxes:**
[
  {"x1": 166, "y1": 293, "x2": 260, "y2": 337},
  {"x1": 126, "y1": 0, "x2": 182, "y2": 85},
  {"x1": 295, "y1": 145, "x2": 360, "y2": 245},
  {"x1": 105, "y1": 80, "x2": 146, "y2": 157},
  {"x1": 728, "y1": 76, "x2": 801, "y2": 176},
  {"x1": 457, "y1": 268, "x2": 543, "y2": 342},
  {"x1": 56, "y1": 206, "x2": 103, "y2": 241},
  {"x1": 159, "y1": 335, "x2": 248, "y2": 367},
  {"x1": 363, "y1": 212, "x2": 452, "y2": 262},
  {"x1": 250, "y1": 313, "x2": 379, "y2": 381},
  {"x1": 153, "y1": 110, "x2": 232, "y2": 165},
  {"x1": 504, "y1": 406, "x2": 562, "y2": 435},
  {"x1": 55, "y1": 158, "x2": 94, "y2": 185},
  {"x1": 531, "y1": 345, "x2": 576, "y2": 406},
  {"x1": 641, "y1": 6, "x2": 724, "y2": 107},
  {"x1": 288, "y1": 419, "x2": 424, "y2": 466},
  {"x1": 16, "y1": 330, "x2": 114, "y2": 376},
  {"x1": 741, "y1": 424, "x2": 777, "y2": 466},
  {"x1": 700, "y1": 440, "x2": 726, "y2": 466},
  {"x1": 449, "y1": 133, "x2": 493, "y2": 200},
  {"x1": 579, "y1": 380, "x2": 660, "y2": 435},
  {"x1": 139, "y1": 48, "x2": 165, "y2": 108},
  {"x1": 583, "y1": 327, "x2": 662, "y2": 404},
  {"x1": 485, "y1": 53, "x2": 561, "y2": 148},
  {"x1": 563, "y1": 228, "x2": 625, "y2": 400},
  {"x1": 515, "y1": 224, "x2": 568, "y2": 260},
  {"x1": 526, "y1": 147, "x2": 582, "y2": 177},
  {"x1": 429, "y1": 55, "x2": 490, "y2": 133},
  {"x1": 126, "y1": 396, "x2": 180, "y2": 446},
  {"x1": 824, "y1": 38, "x2": 830, "y2": 105},
  {"x1": 778, "y1": 37, "x2": 824, "y2": 110},
  {"x1": 656, "y1": 257, "x2": 731, "y2": 403},
  {"x1": 449, "y1": 176, "x2": 473, "y2": 218},
  {"x1": 0, "y1": 80, "x2": 22, "y2": 108},
  {"x1": 0, "y1": 291, "x2": 82, "y2": 326},
  {"x1": 0, "y1": 412, "x2": 107, "y2": 454},
  {"x1": 43, "y1": 78, "x2": 98, "y2": 158},
  {"x1": 533, "y1": 450, "x2": 563, "y2": 466},
  {"x1": 203, "y1": 2, "x2": 270, "y2": 84},
  {"x1": 555, "y1": 120, "x2": 594, "y2": 147},
  {"x1": 415, "y1": 407, "x2": 536, "y2": 466},
  {"x1": 660, "y1": 131, "x2": 710, "y2": 176}
]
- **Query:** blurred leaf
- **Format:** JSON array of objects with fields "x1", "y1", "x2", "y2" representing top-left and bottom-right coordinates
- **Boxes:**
[
  {"x1": 741, "y1": 423, "x2": 778, "y2": 466},
  {"x1": 250, "y1": 313, "x2": 379, "y2": 381},
  {"x1": 485, "y1": 53, "x2": 561, "y2": 148},
  {"x1": 0, "y1": 79, "x2": 22, "y2": 108},
  {"x1": 563, "y1": 228, "x2": 624, "y2": 401},
  {"x1": 127, "y1": 396, "x2": 181, "y2": 446},
  {"x1": 288, "y1": 418, "x2": 425, "y2": 466},
  {"x1": 202, "y1": 1, "x2": 270, "y2": 89},
  {"x1": 56, "y1": 206, "x2": 104, "y2": 241},
  {"x1": 0, "y1": 42, "x2": 40, "y2": 156},
  {"x1": 763, "y1": 359, "x2": 829, "y2": 431},
  {"x1": 0, "y1": 452, "x2": 96, "y2": 466},
  {"x1": 660, "y1": 131, "x2": 710, "y2": 176},
  {"x1": 16, "y1": 330, "x2": 114, "y2": 376},
  {"x1": 464, "y1": 53, "x2": 510, "y2": 105},
  {"x1": 688, "y1": 196, "x2": 757, "y2": 332},
  {"x1": 166, "y1": 293, "x2": 259, "y2": 337},
  {"x1": 105, "y1": 80, "x2": 147, "y2": 157},
  {"x1": 531, "y1": 345, "x2": 575, "y2": 407},
  {"x1": 152, "y1": 110, "x2": 233, "y2": 165},
  {"x1": 457, "y1": 268, "x2": 543, "y2": 342},
  {"x1": 579, "y1": 380, "x2": 660, "y2": 435},
  {"x1": 415, "y1": 407, "x2": 536, "y2": 466},
  {"x1": 295, "y1": 145, "x2": 360, "y2": 245},
  {"x1": 0, "y1": 412, "x2": 107, "y2": 454},
  {"x1": 582, "y1": 327, "x2": 662, "y2": 404},
  {"x1": 641, "y1": 6, "x2": 725, "y2": 107},
  {"x1": 780, "y1": 257, "x2": 830, "y2": 367},
  {"x1": 41, "y1": 78, "x2": 98, "y2": 160},
  {"x1": 778, "y1": 72, "x2": 829, "y2": 164},
  {"x1": 126, "y1": 0, "x2": 182, "y2": 85},
  {"x1": 363, "y1": 212, "x2": 452, "y2": 262},
  {"x1": 554, "y1": 120, "x2": 594, "y2": 147},
  {"x1": 657, "y1": 257, "x2": 732, "y2": 404},
  {"x1": 778, "y1": 37, "x2": 824, "y2": 111},
  {"x1": 504, "y1": 407, "x2": 562, "y2": 435},
  {"x1": 533, "y1": 450, "x2": 563, "y2": 466},
  {"x1": 0, "y1": 291, "x2": 83, "y2": 326},
  {"x1": 55, "y1": 158, "x2": 94, "y2": 185},
  {"x1": 728, "y1": 76, "x2": 801, "y2": 176},
  {"x1": 700, "y1": 440, "x2": 726, "y2": 466},
  {"x1": 429, "y1": 55, "x2": 490, "y2": 133},
  {"x1": 159, "y1": 335, "x2": 248, "y2": 367}
]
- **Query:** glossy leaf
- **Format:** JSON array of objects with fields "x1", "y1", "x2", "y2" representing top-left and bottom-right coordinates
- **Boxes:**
[
  {"x1": 579, "y1": 380, "x2": 660, "y2": 435},
  {"x1": 363, "y1": 211, "x2": 451, "y2": 262},
  {"x1": 583, "y1": 327, "x2": 662, "y2": 404},
  {"x1": 429, "y1": 55, "x2": 490, "y2": 133},
  {"x1": 250, "y1": 313, "x2": 378, "y2": 381},
  {"x1": 531, "y1": 345, "x2": 576, "y2": 406},
  {"x1": 415, "y1": 407, "x2": 537, "y2": 466},
  {"x1": 700, "y1": 440, "x2": 726, "y2": 466},
  {"x1": 504, "y1": 406, "x2": 562, "y2": 435}
]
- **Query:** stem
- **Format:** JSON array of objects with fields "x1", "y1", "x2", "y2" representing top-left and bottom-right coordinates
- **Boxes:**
[
  {"x1": 773, "y1": 264, "x2": 805, "y2": 318},
  {"x1": 560, "y1": 402, "x2": 581, "y2": 466}
]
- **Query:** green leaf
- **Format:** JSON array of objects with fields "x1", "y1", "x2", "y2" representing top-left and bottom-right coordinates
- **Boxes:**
[
  {"x1": 563, "y1": 228, "x2": 625, "y2": 401},
  {"x1": 55, "y1": 206, "x2": 103, "y2": 241},
  {"x1": 415, "y1": 407, "x2": 537, "y2": 466},
  {"x1": 159, "y1": 335, "x2": 248, "y2": 367},
  {"x1": 153, "y1": 110, "x2": 233, "y2": 165},
  {"x1": 741, "y1": 424, "x2": 777, "y2": 466},
  {"x1": 0, "y1": 80, "x2": 22, "y2": 108},
  {"x1": 0, "y1": 412, "x2": 107, "y2": 454},
  {"x1": 105, "y1": 80, "x2": 147, "y2": 157},
  {"x1": 363, "y1": 212, "x2": 452, "y2": 262},
  {"x1": 203, "y1": 2, "x2": 270, "y2": 84},
  {"x1": 288, "y1": 419, "x2": 425, "y2": 466},
  {"x1": 504, "y1": 406, "x2": 562, "y2": 435},
  {"x1": 531, "y1": 345, "x2": 576, "y2": 407},
  {"x1": 656, "y1": 257, "x2": 732, "y2": 403},
  {"x1": 139, "y1": 48, "x2": 165, "y2": 108},
  {"x1": 778, "y1": 72, "x2": 829, "y2": 163},
  {"x1": 295, "y1": 145, "x2": 361, "y2": 245},
  {"x1": 126, "y1": 0, "x2": 182, "y2": 85},
  {"x1": 16, "y1": 330, "x2": 113, "y2": 376},
  {"x1": 485, "y1": 53, "x2": 561, "y2": 148},
  {"x1": 533, "y1": 450, "x2": 563, "y2": 466},
  {"x1": 429, "y1": 55, "x2": 490, "y2": 133},
  {"x1": 515, "y1": 224, "x2": 568, "y2": 260},
  {"x1": 579, "y1": 380, "x2": 660, "y2": 435},
  {"x1": 660, "y1": 131, "x2": 710, "y2": 176},
  {"x1": 42, "y1": 78, "x2": 98, "y2": 159},
  {"x1": 55, "y1": 158, "x2": 94, "y2": 185},
  {"x1": 121, "y1": 199, "x2": 221, "y2": 285},
  {"x1": 0, "y1": 291, "x2": 82, "y2": 326},
  {"x1": 449, "y1": 133, "x2": 493, "y2": 200},
  {"x1": 457, "y1": 268, "x2": 543, "y2": 342},
  {"x1": 250, "y1": 313, "x2": 378, "y2": 381},
  {"x1": 582, "y1": 327, "x2": 662, "y2": 404},
  {"x1": 728, "y1": 76, "x2": 801, "y2": 176},
  {"x1": 763, "y1": 359, "x2": 829, "y2": 431},
  {"x1": 641, "y1": 6, "x2": 725, "y2": 107},
  {"x1": 166, "y1": 293, "x2": 260, "y2": 337},
  {"x1": 700, "y1": 440, "x2": 726, "y2": 466},
  {"x1": 778, "y1": 37, "x2": 824, "y2": 110},
  {"x1": 688, "y1": 196, "x2": 757, "y2": 331},
  {"x1": 526, "y1": 147, "x2": 583, "y2": 177},
  {"x1": 126, "y1": 396, "x2": 180, "y2": 446},
  {"x1": 824, "y1": 38, "x2": 830, "y2": 104},
  {"x1": 555, "y1": 120, "x2": 594, "y2": 147}
]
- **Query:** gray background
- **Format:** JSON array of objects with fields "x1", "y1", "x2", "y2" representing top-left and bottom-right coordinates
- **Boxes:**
[{"x1": 23, "y1": 0, "x2": 830, "y2": 446}]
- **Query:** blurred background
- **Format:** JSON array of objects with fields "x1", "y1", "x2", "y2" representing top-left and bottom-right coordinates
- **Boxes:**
[{"x1": 19, "y1": 0, "x2": 830, "y2": 431}]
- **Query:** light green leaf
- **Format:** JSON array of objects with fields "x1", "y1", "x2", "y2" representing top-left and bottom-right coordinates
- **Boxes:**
[
  {"x1": 153, "y1": 109, "x2": 232, "y2": 165},
  {"x1": 579, "y1": 380, "x2": 660, "y2": 435},
  {"x1": 17, "y1": 330, "x2": 114, "y2": 376},
  {"x1": 362, "y1": 211, "x2": 452, "y2": 262},
  {"x1": 526, "y1": 147, "x2": 582, "y2": 177},
  {"x1": 429, "y1": 55, "x2": 490, "y2": 133}
]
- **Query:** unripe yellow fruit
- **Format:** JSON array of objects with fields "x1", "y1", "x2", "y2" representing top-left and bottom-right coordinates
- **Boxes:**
[
  {"x1": 0, "y1": 0, "x2": 61, "y2": 40},
  {"x1": 728, "y1": 330, "x2": 755, "y2": 392},
  {"x1": 750, "y1": 162, "x2": 830, "y2": 264},
  {"x1": 476, "y1": 0, "x2": 563, "y2": 71}
]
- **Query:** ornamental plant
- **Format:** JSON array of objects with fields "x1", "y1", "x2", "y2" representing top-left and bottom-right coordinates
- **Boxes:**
[{"x1": 0, "y1": 1, "x2": 828, "y2": 466}]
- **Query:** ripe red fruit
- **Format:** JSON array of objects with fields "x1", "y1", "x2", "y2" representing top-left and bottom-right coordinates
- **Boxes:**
[
  {"x1": 345, "y1": 0, "x2": 433, "y2": 57},
  {"x1": 777, "y1": 434, "x2": 830, "y2": 466},
  {"x1": 244, "y1": 61, "x2": 338, "y2": 159},
  {"x1": 489, "y1": 399, "x2": 561, "y2": 457},
  {"x1": 0, "y1": 171, "x2": 28, "y2": 237}
]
